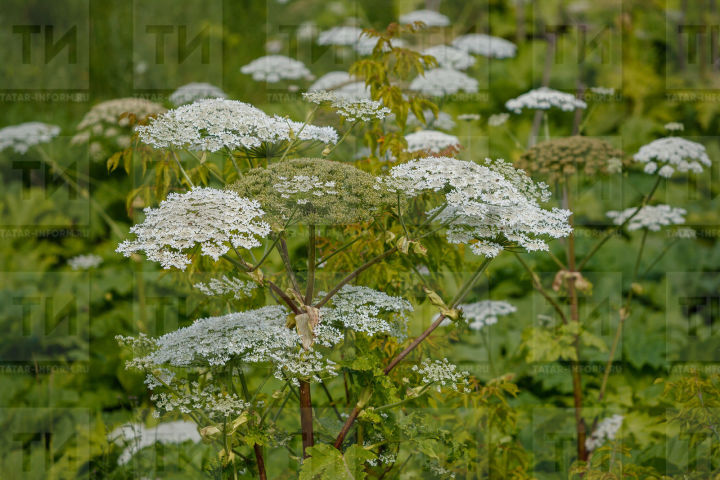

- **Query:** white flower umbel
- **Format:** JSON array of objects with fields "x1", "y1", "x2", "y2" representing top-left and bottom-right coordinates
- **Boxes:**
[
  {"x1": 68, "y1": 254, "x2": 103, "y2": 271},
  {"x1": 505, "y1": 87, "x2": 587, "y2": 114},
  {"x1": 606, "y1": 204, "x2": 686, "y2": 231},
  {"x1": 422, "y1": 45, "x2": 475, "y2": 70},
  {"x1": 458, "y1": 114, "x2": 481, "y2": 122},
  {"x1": 169, "y1": 82, "x2": 227, "y2": 106},
  {"x1": 383, "y1": 158, "x2": 572, "y2": 257},
  {"x1": 75, "y1": 98, "x2": 166, "y2": 133},
  {"x1": 585, "y1": 414, "x2": 623, "y2": 452},
  {"x1": 412, "y1": 358, "x2": 469, "y2": 392},
  {"x1": 335, "y1": 81, "x2": 372, "y2": 100},
  {"x1": 303, "y1": 91, "x2": 390, "y2": 122},
  {"x1": 194, "y1": 275, "x2": 256, "y2": 299},
  {"x1": 405, "y1": 130, "x2": 460, "y2": 153},
  {"x1": 452, "y1": 34, "x2": 517, "y2": 59},
  {"x1": 460, "y1": 300, "x2": 516, "y2": 330},
  {"x1": 664, "y1": 122, "x2": 684, "y2": 132},
  {"x1": 589, "y1": 86, "x2": 615, "y2": 96},
  {"x1": 355, "y1": 36, "x2": 405, "y2": 55},
  {"x1": 488, "y1": 113, "x2": 510, "y2": 126},
  {"x1": 121, "y1": 305, "x2": 338, "y2": 384},
  {"x1": 633, "y1": 137, "x2": 710, "y2": 177},
  {"x1": 309, "y1": 71, "x2": 354, "y2": 91},
  {"x1": 0, "y1": 122, "x2": 60, "y2": 153},
  {"x1": 317, "y1": 26, "x2": 364, "y2": 46},
  {"x1": 273, "y1": 174, "x2": 339, "y2": 203},
  {"x1": 149, "y1": 380, "x2": 251, "y2": 418},
  {"x1": 409, "y1": 68, "x2": 478, "y2": 97},
  {"x1": 72, "y1": 98, "x2": 166, "y2": 158},
  {"x1": 399, "y1": 9, "x2": 450, "y2": 27},
  {"x1": 320, "y1": 285, "x2": 413, "y2": 338},
  {"x1": 117, "y1": 187, "x2": 270, "y2": 270},
  {"x1": 240, "y1": 55, "x2": 313, "y2": 83},
  {"x1": 109, "y1": 421, "x2": 200, "y2": 466},
  {"x1": 407, "y1": 110, "x2": 456, "y2": 131},
  {"x1": 135, "y1": 98, "x2": 337, "y2": 152}
]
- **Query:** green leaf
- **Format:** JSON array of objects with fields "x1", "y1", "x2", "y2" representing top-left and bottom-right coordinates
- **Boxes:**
[{"x1": 299, "y1": 444, "x2": 374, "y2": 480}]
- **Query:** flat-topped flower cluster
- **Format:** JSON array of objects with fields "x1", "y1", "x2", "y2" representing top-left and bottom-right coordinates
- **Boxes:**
[
  {"x1": 505, "y1": 87, "x2": 587, "y2": 114},
  {"x1": 452, "y1": 33, "x2": 517, "y2": 59},
  {"x1": 0, "y1": 122, "x2": 60, "y2": 153},
  {"x1": 383, "y1": 157, "x2": 572, "y2": 257},
  {"x1": 117, "y1": 187, "x2": 270, "y2": 270},
  {"x1": 169, "y1": 82, "x2": 227, "y2": 106},
  {"x1": 118, "y1": 284, "x2": 413, "y2": 389},
  {"x1": 405, "y1": 130, "x2": 461, "y2": 153},
  {"x1": 412, "y1": 358, "x2": 469, "y2": 392},
  {"x1": 303, "y1": 90, "x2": 390, "y2": 122},
  {"x1": 633, "y1": 137, "x2": 710, "y2": 177},
  {"x1": 136, "y1": 98, "x2": 338, "y2": 152},
  {"x1": 606, "y1": 204, "x2": 686, "y2": 231},
  {"x1": 409, "y1": 68, "x2": 479, "y2": 97}
]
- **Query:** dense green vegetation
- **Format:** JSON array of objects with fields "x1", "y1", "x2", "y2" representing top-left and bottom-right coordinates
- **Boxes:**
[{"x1": 1, "y1": 1, "x2": 720, "y2": 478}]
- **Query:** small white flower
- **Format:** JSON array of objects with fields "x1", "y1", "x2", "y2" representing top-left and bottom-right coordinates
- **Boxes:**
[
  {"x1": 633, "y1": 137, "x2": 710, "y2": 177},
  {"x1": 309, "y1": 71, "x2": 354, "y2": 91},
  {"x1": 317, "y1": 26, "x2": 364, "y2": 46},
  {"x1": 460, "y1": 300, "x2": 516, "y2": 330},
  {"x1": 407, "y1": 110, "x2": 456, "y2": 130},
  {"x1": 195, "y1": 275, "x2": 256, "y2": 299},
  {"x1": 405, "y1": 130, "x2": 460, "y2": 153},
  {"x1": 505, "y1": 87, "x2": 587, "y2": 114},
  {"x1": 422, "y1": 45, "x2": 475, "y2": 70},
  {"x1": 75, "y1": 98, "x2": 166, "y2": 133},
  {"x1": 411, "y1": 358, "x2": 469, "y2": 392},
  {"x1": 606, "y1": 204, "x2": 686, "y2": 231},
  {"x1": 136, "y1": 98, "x2": 337, "y2": 152},
  {"x1": 589, "y1": 86, "x2": 615, "y2": 96},
  {"x1": 457, "y1": 113, "x2": 481, "y2": 122},
  {"x1": 586, "y1": 414, "x2": 623, "y2": 452},
  {"x1": 109, "y1": 421, "x2": 200, "y2": 466},
  {"x1": 452, "y1": 34, "x2": 517, "y2": 59},
  {"x1": 303, "y1": 90, "x2": 390, "y2": 121},
  {"x1": 383, "y1": 157, "x2": 572, "y2": 257},
  {"x1": 320, "y1": 285, "x2": 413, "y2": 338},
  {"x1": 488, "y1": 113, "x2": 510, "y2": 126},
  {"x1": 354, "y1": 36, "x2": 405, "y2": 55},
  {"x1": 240, "y1": 55, "x2": 313, "y2": 83},
  {"x1": 334, "y1": 81, "x2": 372, "y2": 100},
  {"x1": 0, "y1": 122, "x2": 60, "y2": 153},
  {"x1": 169, "y1": 83, "x2": 227, "y2": 106},
  {"x1": 68, "y1": 254, "x2": 103, "y2": 270},
  {"x1": 409, "y1": 68, "x2": 479, "y2": 97},
  {"x1": 399, "y1": 9, "x2": 450, "y2": 27},
  {"x1": 117, "y1": 187, "x2": 271, "y2": 270}
]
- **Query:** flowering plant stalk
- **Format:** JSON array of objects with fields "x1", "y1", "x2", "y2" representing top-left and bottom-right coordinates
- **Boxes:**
[{"x1": 111, "y1": 28, "x2": 570, "y2": 478}]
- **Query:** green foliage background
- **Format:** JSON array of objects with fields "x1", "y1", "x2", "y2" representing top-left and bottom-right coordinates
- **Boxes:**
[{"x1": 1, "y1": 0, "x2": 720, "y2": 478}]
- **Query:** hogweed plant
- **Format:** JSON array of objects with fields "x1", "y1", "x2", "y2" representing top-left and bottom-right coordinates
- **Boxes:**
[
  {"x1": 501, "y1": 84, "x2": 712, "y2": 464},
  {"x1": 109, "y1": 26, "x2": 574, "y2": 478}
]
